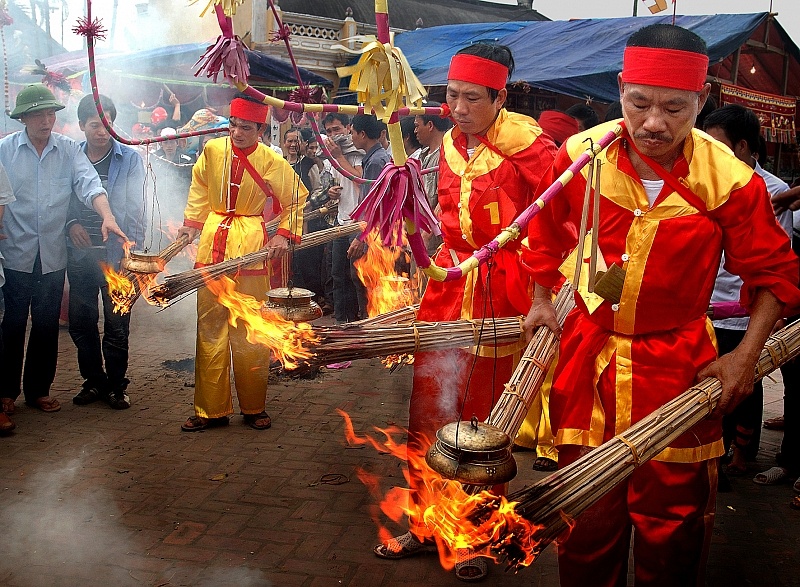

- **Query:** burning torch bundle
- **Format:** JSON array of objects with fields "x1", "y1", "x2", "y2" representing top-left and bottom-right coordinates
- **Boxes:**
[{"x1": 453, "y1": 317, "x2": 800, "y2": 570}]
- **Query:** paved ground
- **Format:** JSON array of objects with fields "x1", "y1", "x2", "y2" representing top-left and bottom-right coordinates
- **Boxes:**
[{"x1": 0, "y1": 298, "x2": 799, "y2": 587}]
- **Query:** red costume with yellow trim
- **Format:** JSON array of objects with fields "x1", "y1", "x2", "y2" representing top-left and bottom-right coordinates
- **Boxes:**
[
  {"x1": 523, "y1": 120, "x2": 800, "y2": 585},
  {"x1": 183, "y1": 135, "x2": 307, "y2": 419},
  {"x1": 408, "y1": 108, "x2": 556, "y2": 485}
]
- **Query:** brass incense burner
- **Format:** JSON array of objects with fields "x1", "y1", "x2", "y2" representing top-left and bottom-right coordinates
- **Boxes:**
[
  {"x1": 120, "y1": 251, "x2": 166, "y2": 274},
  {"x1": 426, "y1": 417, "x2": 517, "y2": 485},
  {"x1": 262, "y1": 287, "x2": 322, "y2": 323}
]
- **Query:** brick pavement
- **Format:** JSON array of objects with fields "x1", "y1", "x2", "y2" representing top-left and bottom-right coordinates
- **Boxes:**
[{"x1": 0, "y1": 299, "x2": 798, "y2": 586}]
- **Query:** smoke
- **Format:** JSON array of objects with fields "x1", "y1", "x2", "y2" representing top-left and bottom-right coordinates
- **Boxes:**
[
  {"x1": 414, "y1": 348, "x2": 466, "y2": 419},
  {"x1": 0, "y1": 456, "x2": 137, "y2": 586},
  {"x1": 194, "y1": 567, "x2": 273, "y2": 587}
]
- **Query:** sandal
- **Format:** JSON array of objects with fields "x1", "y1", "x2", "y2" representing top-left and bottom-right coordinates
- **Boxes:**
[
  {"x1": 791, "y1": 495, "x2": 800, "y2": 510},
  {"x1": 373, "y1": 531, "x2": 436, "y2": 559},
  {"x1": 181, "y1": 415, "x2": 229, "y2": 432},
  {"x1": 793, "y1": 477, "x2": 800, "y2": 493},
  {"x1": 753, "y1": 466, "x2": 790, "y2": 485},
  {"x1": 532, "y1": 457, "x2": 558, "y2": 472},
  {"x1": 26, "y1": 396, "x2": 61, "y2": 413},
  {"x1": 1, "y1": 398, "x2": 15, "y2": 415},
  {"x1": 243, "y1": 412, "x2": 272, "y2": 430},
  {"x1": 455, "y1": 548, "x2": 488, "y2": 582}
]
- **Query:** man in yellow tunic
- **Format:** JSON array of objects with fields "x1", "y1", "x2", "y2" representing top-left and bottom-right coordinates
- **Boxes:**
[{"x1": 178, "y1": 96, "x2": 307, "y2": 431}]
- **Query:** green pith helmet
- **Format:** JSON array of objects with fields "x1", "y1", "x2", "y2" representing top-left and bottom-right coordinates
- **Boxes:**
[{"x1": 10, "y1": 84, "x2": 64, "y2": 120}]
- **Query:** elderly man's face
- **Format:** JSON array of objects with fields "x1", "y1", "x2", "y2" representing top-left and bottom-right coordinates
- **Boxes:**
[
  {"x1": 21, "y1": 108, "x2": 57, "y2": 144},
  {"x1": 618, "y1": 77, "x2": 710, "y2": 166}
]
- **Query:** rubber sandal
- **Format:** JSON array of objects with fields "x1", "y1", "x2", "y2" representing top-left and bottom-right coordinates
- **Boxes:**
[
  {"x1": 793, "y1": 476, "x2": 800, "y2": 493},
  {"x1": 26, "y1": 396, "x2": 61, "y2": 413},
  {"x1": 455, "y1": 548, "x2": 488, "y2": 582},
  {"x1": 753, "y1": 466, "x2": 790, "y2": 485},
  {"x1": 243, "y1": 412, "x2": 272, "y2": 430},
  {"x1": 1, "y1": 398, "x2": 15, "y2": 415},
  {"x1": 532, "y1": 457, "x2": 558, "y2": 472},
  {"x1": 373, "y1": 531, "x2": 436, "y2": 560},
  {"x1": 326, "y1": 361, "x2": 352, "y2": 370},
  {"x1": 181, "y1": 415, "x2": 229, "y2": 432},
  {"x1": 0, "y1": 412, "x2": 15, "y2": 435}
]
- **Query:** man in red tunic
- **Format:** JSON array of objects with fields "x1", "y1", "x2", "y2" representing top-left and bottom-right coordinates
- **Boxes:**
[
  {"x1": 523, "y1": 24, "x2": 800, "y2": 586},
  {"x1": 373, "y1": 43, "x2": 556, "y2": 582}
]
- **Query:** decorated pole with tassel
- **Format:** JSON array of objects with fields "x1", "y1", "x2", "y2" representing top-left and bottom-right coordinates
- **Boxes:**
[{"x1": 75, "y1": 0, "x2": 226, "y2": 147}]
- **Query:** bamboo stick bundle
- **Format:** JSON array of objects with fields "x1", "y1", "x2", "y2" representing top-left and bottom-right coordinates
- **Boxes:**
[
  {"x1": 472, "y1": 318, "x2": 800, "y2": 570},
  {"x1": 486, "y1": 284, "x2": 575, "y2": 436},
  {"x1": 264, "y1": 201, "x2": 339, "y2": 233},
  {"x1": 347, "y1": 304, "x2": 420, "y2": 327},
  {"x1": 307, "y1": 316, "x2": 525, "y2": 366},
  {"x1": 148, "y1": 223, "x2": 365, "y2": 305}
]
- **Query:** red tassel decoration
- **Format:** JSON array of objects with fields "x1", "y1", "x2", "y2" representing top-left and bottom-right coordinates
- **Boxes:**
[{"x1": 352, "y1": 158, "x2": 441, "y2": 247}]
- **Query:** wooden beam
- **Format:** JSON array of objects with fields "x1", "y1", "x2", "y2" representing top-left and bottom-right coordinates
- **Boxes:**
[{"x1": 745, "y1": 39, "x2": 787, "y2": 56}]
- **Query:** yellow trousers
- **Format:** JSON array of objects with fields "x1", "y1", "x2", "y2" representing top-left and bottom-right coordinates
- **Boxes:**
[
  {"x1": 515, "y1": 354, "x2": 558, "y2": 462},
  {"x1": 194, "y1": 274, "x2": 270, "y2": 418}
]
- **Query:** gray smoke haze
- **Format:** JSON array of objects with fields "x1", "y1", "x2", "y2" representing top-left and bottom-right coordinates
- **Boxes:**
[
  {"x1": 194, "y1": 567, "x2": 273, "y2": 586},
  {"x1": 0, "y1": 457, "x2": 138, "y2": 585},
  {"x1": 415, "y1": 348, "x2": 465, "y2": 419}
]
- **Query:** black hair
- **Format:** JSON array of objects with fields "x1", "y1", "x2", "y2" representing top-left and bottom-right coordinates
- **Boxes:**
[
  {"x1": 283, "y1": 126, "x2": 302, "y2": 141},
  {"x1": 299, "y1": 127, "x2": 314, "y2": 142},
  {"x1": 416, "y1": 101, "x2": 453, "y2": 132},
  {"x1": 626, "y1": 23, "x2": 707, "y2": 55},
  {"x1": 695, "y1": 94, "x2": 717, "y2": 129},
  {"x1": 454, "y1": 43, "x2": 514, "y2": 101},
  {"x1": 702, "y1": 103, "x2": 761, "y2": 154},
  {"x1": 756, "y1": 135, "x2": 768, "y2": 164},
  {"x1": 603, "y1": 101, "x2": 623, "y2": 122},
  {"x1": 77, "y1": 93, "x2": 116, "y2": 124},
  {"x1": 350, "y1": 114, "x2": 383, "y2": 140},
  {"x1": 322, "y1": 112, "x2": 350, "y2": 129},
  {"x1": 565, "y1": 103, "x2": 599, "y2": 130},
  {"x1": 400, "y1": 116, "x2": 422, "y2": 151}
]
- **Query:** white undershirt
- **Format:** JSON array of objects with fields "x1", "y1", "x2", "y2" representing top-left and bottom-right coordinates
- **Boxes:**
[
  {"x1": 466, "y1": 147, "x2": 476, "y2": 159},
  {"x1": 641, "y1": 178, "x2": 664, "y2": 207}
]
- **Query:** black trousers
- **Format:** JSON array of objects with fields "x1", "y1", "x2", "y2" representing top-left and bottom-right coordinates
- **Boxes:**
[
  {"x1": 716, "y1": 327, "x2": 763, "y2": 458},
  {"x1": 67, "y1": 253, "x2": 131, "y2": 392},
  {"x1": 0, "y1": 255, "x2": 65, "y2": 402}
]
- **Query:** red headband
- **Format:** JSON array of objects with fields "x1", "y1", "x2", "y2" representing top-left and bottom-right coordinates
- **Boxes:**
[
  {"x1": 448, "y1": 54, "x2": 509, "y2": 91},
  {"x1": 229, "y1": 98, "x2": 269, "y2": 124},
  {"x1": 538, "y1": 110, "x2": 579, "y2": 145},
  {"x1": 621, "y1": 46, "x2": 709, "y2": 92}
]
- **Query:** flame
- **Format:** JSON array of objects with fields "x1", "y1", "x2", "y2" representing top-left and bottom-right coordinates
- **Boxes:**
[
  {"x1": 103, "y1": 262, "x2": 162, "y2": 314},
  {"x1": 206, "y1": 276, "x2": 319, "y2": 369},
  {"x1": 337, "y1": 409, "x2": 543, "y2": 570},
  {"x1": 103, "y1": 263, "x2": 137, "y2": 314},
  {"x1": 381, "y1": 353, "x2": 414, "y2": 371},
  {"x1": 354, "y1": 231, "x2": 416, "y2": 317}
]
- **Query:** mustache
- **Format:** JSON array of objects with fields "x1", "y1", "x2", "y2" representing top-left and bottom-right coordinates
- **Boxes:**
[{"x1": 634, "y1": 131, "x2": 672, "y2": 143}]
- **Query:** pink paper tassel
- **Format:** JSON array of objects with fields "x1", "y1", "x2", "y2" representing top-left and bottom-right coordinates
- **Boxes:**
[
  {"x1": 193, "y1": 34, "x2": 250, "y2": 84},
  {"x1": 352, "y1": 158, "x2": 441, "y2": 247}
]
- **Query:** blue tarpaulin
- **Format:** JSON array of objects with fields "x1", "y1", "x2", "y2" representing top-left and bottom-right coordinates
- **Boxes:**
[{"x1": 396, "y1": 13, "x2": 771, "y2": 102}]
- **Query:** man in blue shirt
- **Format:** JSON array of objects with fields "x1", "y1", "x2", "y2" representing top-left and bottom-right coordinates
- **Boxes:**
[
  {"x1": 67, "y1": 93, "x2": 146, "y2": 410},
  {"x1": 0, "y1": 84, "x2": 127, "y2": 417}
]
